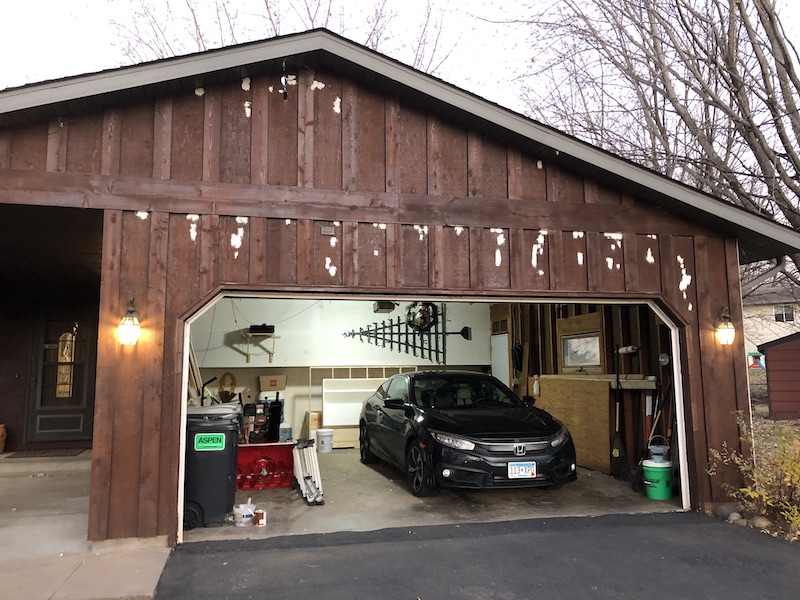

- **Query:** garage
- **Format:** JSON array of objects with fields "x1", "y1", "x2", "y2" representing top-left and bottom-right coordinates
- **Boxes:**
[{"x1": 2, "y1": 29, "x2": 800, "y2": 546}]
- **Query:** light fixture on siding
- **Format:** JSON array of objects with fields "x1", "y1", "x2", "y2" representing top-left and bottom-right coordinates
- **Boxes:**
[
  {"x1": 714, "y1": 307, "x2": 735, "y2": 346},
  {"x1": 118, "y1": 298, "x2": 141, "y2": 346}
]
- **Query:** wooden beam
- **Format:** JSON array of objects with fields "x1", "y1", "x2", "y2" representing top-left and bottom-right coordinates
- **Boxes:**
[{"x1": 0, "y1": 170, "x2": 724, "y2": 237}]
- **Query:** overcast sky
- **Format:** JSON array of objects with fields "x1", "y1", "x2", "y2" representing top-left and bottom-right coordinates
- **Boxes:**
[{"x1": 1, "y1": 0, "x2": 798, "y2": 115}]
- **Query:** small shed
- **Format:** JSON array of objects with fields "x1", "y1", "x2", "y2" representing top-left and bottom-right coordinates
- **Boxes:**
[{"x1": 758, "y1": 332, "x2": 800, "y2": 419}]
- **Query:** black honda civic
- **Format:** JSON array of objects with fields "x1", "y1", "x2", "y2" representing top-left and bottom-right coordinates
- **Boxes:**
[{"x1": 358, "y1": 370, "x2": 577, "y2": 496}]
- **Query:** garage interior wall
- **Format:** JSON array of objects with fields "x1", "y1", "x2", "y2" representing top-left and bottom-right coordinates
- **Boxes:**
[{"x1": 0, "y1": 61, "x2": 749, "y2": 544}]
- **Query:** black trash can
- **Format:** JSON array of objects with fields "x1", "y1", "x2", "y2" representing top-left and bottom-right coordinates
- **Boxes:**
[{"x1": 184, "y1": 407, "x2": 240, "y2": 530}]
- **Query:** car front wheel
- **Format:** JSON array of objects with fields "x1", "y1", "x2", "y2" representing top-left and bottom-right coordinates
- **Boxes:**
[
  {"x1": 406, "y1": 440, "x2": 438, "y2": 497},
  {"x1": 359, "y1": 422, "x2": 379, "y2": 464}
]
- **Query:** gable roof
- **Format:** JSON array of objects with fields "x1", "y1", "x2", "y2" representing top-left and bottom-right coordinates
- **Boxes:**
[
  {"x1": 2, "y1": 28, "x2": 799, "y2": 264},
  {"x1": 758, "y1": 331, "x2": 800, "y2": 353}
]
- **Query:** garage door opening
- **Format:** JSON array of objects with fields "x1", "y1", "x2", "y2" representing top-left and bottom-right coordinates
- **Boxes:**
[{"x1": 177, "y1": 294, "x2": 688, "y2": 543}]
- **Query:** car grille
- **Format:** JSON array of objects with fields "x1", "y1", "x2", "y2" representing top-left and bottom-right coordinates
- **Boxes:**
[{"x1": 475, "y1": 439, "x2": 550, "y2": 456}]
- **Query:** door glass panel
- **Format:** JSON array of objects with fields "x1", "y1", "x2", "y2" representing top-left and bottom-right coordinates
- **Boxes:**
[{"x1": 40, "y1": 321, "x2": 85, "y2": 409}]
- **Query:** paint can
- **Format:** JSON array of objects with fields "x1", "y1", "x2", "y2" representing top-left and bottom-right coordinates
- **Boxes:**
[{"x1": 254, "y1": 509, "x2": 267, "y2": 527}]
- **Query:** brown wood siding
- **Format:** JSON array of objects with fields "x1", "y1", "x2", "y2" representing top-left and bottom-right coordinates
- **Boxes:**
[
  {"x1": 0, "y1": 310, "x2": 34, "y2": 452},
  {"x1": 764, "y1": 338, "x2": 800, "y2": 419},
  {"x1": 0, "y1": 64, "x2": 751, "y2": 542}
]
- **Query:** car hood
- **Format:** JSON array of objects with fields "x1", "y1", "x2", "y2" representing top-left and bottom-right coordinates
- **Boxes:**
[{"x1": 423, "y1": 406, "x2": 562, "y2": 438}]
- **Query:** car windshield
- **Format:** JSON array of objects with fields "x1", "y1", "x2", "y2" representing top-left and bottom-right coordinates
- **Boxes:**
[{"x1": 411, "y1": 376, "x2": 521, "y2": 409}]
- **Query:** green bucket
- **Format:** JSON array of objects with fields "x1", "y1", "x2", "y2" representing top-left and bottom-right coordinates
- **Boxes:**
[{"x1": 642, "y1": 459, "x2": 673, "y2": 500}]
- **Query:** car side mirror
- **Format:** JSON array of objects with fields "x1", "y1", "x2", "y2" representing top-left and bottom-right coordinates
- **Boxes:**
[
  {"x1": 522, "y1": 395, "x2": 536, "y2": 407},
  {"x1": 384, "y1": 397, "x2": 414, "y2": 417}
]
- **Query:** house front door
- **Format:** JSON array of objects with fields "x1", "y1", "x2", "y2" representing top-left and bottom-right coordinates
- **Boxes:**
[{"x1": 26, "y1": 309, "x2": 97, "y2": 443}]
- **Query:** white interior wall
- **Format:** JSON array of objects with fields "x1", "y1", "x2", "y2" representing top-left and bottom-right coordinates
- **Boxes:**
[{"x1": 191, "y1": 298, "x2": 491, "y2": 368}]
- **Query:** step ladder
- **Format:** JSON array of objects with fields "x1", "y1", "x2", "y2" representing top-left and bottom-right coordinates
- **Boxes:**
[{"x1": 293, "y1": 440, "x2": 324, "y2": 505}]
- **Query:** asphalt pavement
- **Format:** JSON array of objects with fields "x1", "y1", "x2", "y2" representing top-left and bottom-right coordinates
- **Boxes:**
[{"x1": 154, "y1": 511, "x2": 799, "y2": 600}]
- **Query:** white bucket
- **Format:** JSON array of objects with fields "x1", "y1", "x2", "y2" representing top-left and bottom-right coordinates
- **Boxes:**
[
  {"x1": 316, "y1": 429, "x2": 334, "y2": 453},
  {"x1": 233, "y1": 503, "x2": 255, "y2": 527}
]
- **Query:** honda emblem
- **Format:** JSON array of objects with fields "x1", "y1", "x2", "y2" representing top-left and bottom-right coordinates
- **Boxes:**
[{"x1": 513, "y1": 444, "x2": 526, "y2": 456}]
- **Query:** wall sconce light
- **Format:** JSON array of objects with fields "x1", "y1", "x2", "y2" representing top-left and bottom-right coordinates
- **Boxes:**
[
  {"x1": 714, "y1": 307, "x2": 735, "y2": 346},
  {"x1": 118, "y1": 298, "x2": 141, "y2": 346}
]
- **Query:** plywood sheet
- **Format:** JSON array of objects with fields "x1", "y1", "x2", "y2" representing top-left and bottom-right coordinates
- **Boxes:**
[{"x1": 534, "y1": 376, "x2": 611, "y2": 474}]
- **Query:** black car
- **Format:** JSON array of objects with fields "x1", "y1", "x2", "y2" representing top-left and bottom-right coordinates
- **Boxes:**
[{"x1": 358, "y1": 370, "x2": 577, "y2": 496}]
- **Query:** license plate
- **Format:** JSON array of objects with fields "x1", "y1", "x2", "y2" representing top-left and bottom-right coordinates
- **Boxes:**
[{"x1": 508, "y1": 461, "x2": 537, "y2": 479}]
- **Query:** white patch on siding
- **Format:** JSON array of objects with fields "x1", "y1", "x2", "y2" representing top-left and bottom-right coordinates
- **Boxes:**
[
  {"x1": 646, "y1": 248, "x2": 656, "y2": 264},
  {"x1": 186, "y1": 214, "x2": 200, "y2": 241},
  {"x1": 324, "y1": 256, "x2": 337, "y2": 277},
  {"x1": 606, "y1": 257, "x2": 614, "y2": 270},
  {"x1": 677, "y1": 255, "x2": 693, "y2": 299},
  {"x1": 311, "y1": 80, "x2": 326, "y2": 90},
  {"x1": 538, "y1": 269, "x2": 545, "y2": 276},
  {"x1": 231, "y1": 218, "x2": 248, "y2": 258},
  {"x1": 454, "y1": 226, "x2": 464, "y2": 236},
  {"x1": 647, "y1": 234, "x2": 658, "y2": 240},
  {"x1": 286, "y1": 75, "x2": 297, "y2": 86},
  {"x1": 135, "y1": 211, "x2": 149, "y2": 220},
  {"x1": 285, "y1": 219, "x2": 292, "y2": 225},
  {"x1": 536, "y1": 160, "x2": 543, "y2": 169},
  {"x1": 333, "y1": 221, "x2": 340, "y2": 227},
  {"x1": 531, "y1": 231, "x2": 547, "y2": 268},
  {"x1": 577, "y1": 251, "x2": 584, "y2": 265},
  {"x1": 495, "y1": 248, "x2": 502, "y2": 267},
  {"x1": 413, "y1": 225, "x2": 428, "y2": 241},
  {"x1": 604, "y1": 232, "x2": 623, "y2": 241},
  {"x1": 268, "y1": 85, "x2": 274, "y2": 93},
  {"x1": 242, "y1": 77, "x2": 251, "y2": 91},
  {"x1": 330, "y1": 236, "x2": 338, "y2": 248},
  {"x1": 573, "y1": 231, "x2": 585, "y2": 239},
  {"x1": 244, "y1": 101, "x2": 252, "y2": 118},
  {"x1": 194, "y1": 88, "x2": 205, "y2": 96},
  {"x1": 688, "y1": 303, "x2": 693, "y2": 311},
  {"x1": 333, "y1": 97, "x2": 341, "y2": 113},
  {"x1": 373, "y1": 223, "x2": 387, "y2": 230},
  {"x1": 373, "y1": 249, "x2": 379, "y2": 256}
]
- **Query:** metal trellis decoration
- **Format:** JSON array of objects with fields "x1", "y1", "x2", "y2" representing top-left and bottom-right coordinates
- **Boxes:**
[{"x1": 343, "y1": 303, "x2": 471, "y2": 364}]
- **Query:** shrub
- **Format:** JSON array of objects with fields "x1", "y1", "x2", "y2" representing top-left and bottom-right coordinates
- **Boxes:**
[{"x1": 708, "y1": 411, "x2": 800, "y2": 541}]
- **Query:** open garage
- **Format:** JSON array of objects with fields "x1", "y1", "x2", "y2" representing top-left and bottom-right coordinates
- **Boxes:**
[{"x1": 2, "y1": 29, "x2": 800, "y2": 546}]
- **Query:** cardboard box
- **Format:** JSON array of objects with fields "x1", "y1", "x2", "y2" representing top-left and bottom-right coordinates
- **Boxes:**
[{"x1": 258, "y1": 375, "x2": 287, "y2": 392}]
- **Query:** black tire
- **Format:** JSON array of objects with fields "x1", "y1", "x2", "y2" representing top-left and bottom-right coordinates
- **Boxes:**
[
  {"x1": 183, "y1": 502, "x2": 203, "y2": 530},
  {"x1": 359, "y1": 422, "x2": 379, "y2": 464},
  {"x1": 406, "y1": 440, "x2": 438, "y2": 497}
]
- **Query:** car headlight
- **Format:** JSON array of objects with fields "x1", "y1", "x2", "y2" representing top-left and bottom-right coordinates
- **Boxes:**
[
  {"x1": 550, "y1": 427, "x2": 569, "y2": 448},
  {"x1": 430, "y1": 431, "x2": 475, "y2": 451}
]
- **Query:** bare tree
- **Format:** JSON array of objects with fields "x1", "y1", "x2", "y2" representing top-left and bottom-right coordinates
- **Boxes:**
[
  {"x1": 517, "y1": 0, "x2": 800, "y2": 275},
  {"x1": 110, "y1": 0, "x2": 456, "y2": 75}
]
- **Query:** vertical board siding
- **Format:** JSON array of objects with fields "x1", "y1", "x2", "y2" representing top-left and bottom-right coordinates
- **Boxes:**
[
  {"x1": 219, "y1": 215, "x2": 251, "y2": 283},
  {"x1": 439, "y1": 226, "x2": 471, "y2": 289},
  {"x1": 399, "y1": 107, "x2": 427, "y2": 194},
  {"x1": 138, "y1": 211, "x2": 169, "y2": 537},
  {"x1": 510, "y1": 228, "x2": 551, "y2": 291},
  {"x1": 9, "y1": 123, "x2": 47, "y2": 171},
  {"x1": 46, "y1": 118, "x2": 68, "y2": 172},
  {"x1": 470, "y1": 227, "x2": 511, "y2": 290},
  {"x1": 107, "y1": 212, "x2": 150, "y2": 538},
  {"x1": 88, "y1": 210, "x2": 123, "y2": 541},
  {"x1": 547, "y1": 164, "x2": 584, "y2": 203},
  {"x1": 170, "y1": 94, "x2": 205, "y2": 182},
  {"x1": 219, "y1": 83, "x2": 252, "y2": 184},
  {"x1": 119, "y1": 104, "x2": 155, "y2": 179},
  {"x1": 551, "y1": 231, "x2": 589, "y2": 290},
  {"x1": 265, "y1": 218, "x2": 299, "y2": 284},
  {"x1": 153, "y1": 98, "x2": 173, "y2": 180},
  {"x1": 202, "y1": 89, "x2": 222, "y2": 182},
  {"x1": 587, "y1": 231, "x2": 625, "y2": 292},
  {"x1": 428, "y1": 117, "x2": 467, "y2": 196},
  {"x1": 312, "y1": 220, "x2": 344, "y2": 286},
  {"x1": 312, "y1": 72, "x2": 342, "y2": 190},
  {"x1": 354, "y1": 222, "x2": 388, "y2": 287},
  {"x1": 398, "y1": 224, "x2": 430, "y2": 288},
  {"x1": 65, "y1": 114, "x2": 102, "y2": 175}
]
